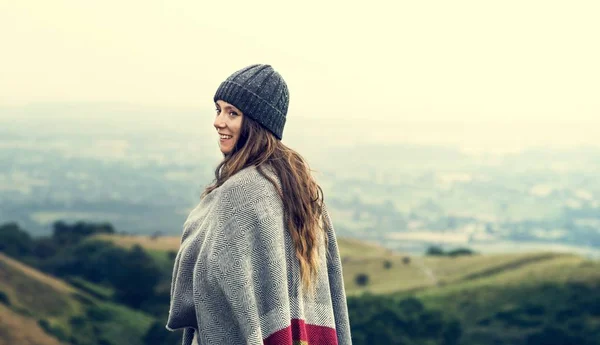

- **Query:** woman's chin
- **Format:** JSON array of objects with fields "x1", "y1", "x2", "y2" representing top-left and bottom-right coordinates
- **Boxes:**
[{"x1": 219, "y1": 145, "x2": 233, "y2": 155}]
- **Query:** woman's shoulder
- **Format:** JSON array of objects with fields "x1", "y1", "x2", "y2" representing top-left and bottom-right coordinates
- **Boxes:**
[{"x1": 218, "y1": 165, "x2": 280, "y2": 205}]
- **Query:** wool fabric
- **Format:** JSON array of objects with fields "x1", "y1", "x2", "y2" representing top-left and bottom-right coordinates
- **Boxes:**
[
  {"x1": 213, "y1": 64, "x2": 289, "y2": 140},
  {"x1": 166, "y1": 165, "x2": 352, "y2": 345}
]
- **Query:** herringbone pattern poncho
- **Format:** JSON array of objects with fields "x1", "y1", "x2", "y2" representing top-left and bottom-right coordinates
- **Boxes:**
[{"x1": 166, "y1": 165, "x2": 352, "y2": 345}]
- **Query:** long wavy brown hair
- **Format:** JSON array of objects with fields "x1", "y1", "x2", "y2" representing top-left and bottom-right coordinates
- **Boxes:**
[{"x1": 202, "y1": 115, "x2": 326, "y2": 290}]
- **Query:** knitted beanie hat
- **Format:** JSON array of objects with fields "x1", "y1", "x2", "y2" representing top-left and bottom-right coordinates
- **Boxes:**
[{"x1": 213, "y1": 64, "x2": 289, "y2": 140}]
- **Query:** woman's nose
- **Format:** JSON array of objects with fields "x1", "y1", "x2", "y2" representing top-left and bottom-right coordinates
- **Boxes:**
[{"x1": 214, "y1": 112, "x2": 225, "y2": 129}]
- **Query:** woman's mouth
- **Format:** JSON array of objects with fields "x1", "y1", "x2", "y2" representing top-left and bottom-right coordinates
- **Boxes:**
[{"x1": 220, "y1": 134, "x2": 233, "y2": 141}]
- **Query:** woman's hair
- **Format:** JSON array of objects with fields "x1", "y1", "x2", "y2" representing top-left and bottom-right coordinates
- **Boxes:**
[{"x1": 202, "y1": 116, "x2": 325, "y2": 290}]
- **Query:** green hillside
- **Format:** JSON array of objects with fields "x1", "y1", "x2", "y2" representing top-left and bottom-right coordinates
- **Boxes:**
[
  {"x1": 338, "y1": 239, "x2": 600, "y2": 343},
  {"x1": 93, "y1": 234, "x2": 595, "y2": 294},
  {"x1": 343, "y1": 251, "x2": 569, "y2": 294},
  {"x1": 2, "y1": 226, "x2": 599, "y2": 345},
  {"x1": 0, "y1": 303, "x2": 64, "y2": 345},
  {"x1": 413, "y1": 254, "x2": 600, "y2": 344},
  {"x1": 0, "y1": 252, "x2": 154, "y2": 345},
  {"x1": 96, "y1": 234, "x2": 600, "y2": 344}
]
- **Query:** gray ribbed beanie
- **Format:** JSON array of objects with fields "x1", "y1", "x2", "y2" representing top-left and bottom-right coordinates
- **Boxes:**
[{"x1": 213, "y1": 64, "x2": 289, "y2": 140}]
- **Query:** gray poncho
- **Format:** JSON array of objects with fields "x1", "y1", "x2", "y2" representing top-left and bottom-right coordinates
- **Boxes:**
[{"x1": 166, "y1": 165, "x2": 352, "y2": 344}]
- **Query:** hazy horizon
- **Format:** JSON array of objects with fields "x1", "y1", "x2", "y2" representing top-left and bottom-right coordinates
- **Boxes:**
[{"x1": 2, "y1": 102, "x2": 600, "y2": 155}]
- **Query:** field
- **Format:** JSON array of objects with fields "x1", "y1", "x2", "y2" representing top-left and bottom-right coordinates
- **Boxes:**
[{"x1": 2, "y1": 234, "x2": 599, "y2": 345}]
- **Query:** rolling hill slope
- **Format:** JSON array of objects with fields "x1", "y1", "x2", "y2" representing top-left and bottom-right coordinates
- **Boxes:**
[
  {"x1": 0, "y1": 303, "x2": 64, "y2": 345},
  {"x1": 411, "y1": 254, "x2": 600, "y2": 344},
  {"x1": 6, "y1": 233, "x2": 598, "y2": 345},
  {"x1": 0, "y1": 252, "x2": 155, "y2": 345},
  {"x1": 91, "y1": 234, "x2": 594, "y2": 295}
]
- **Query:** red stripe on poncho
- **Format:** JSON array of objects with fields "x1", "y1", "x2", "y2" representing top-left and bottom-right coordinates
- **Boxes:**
[{"x1": 263, "y1": 319, "x2": 338, "y2": 345}]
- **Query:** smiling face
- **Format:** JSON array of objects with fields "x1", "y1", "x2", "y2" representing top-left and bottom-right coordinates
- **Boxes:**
[{"x1": 214, "y1": 100, "x2": 244, "y2": 155}]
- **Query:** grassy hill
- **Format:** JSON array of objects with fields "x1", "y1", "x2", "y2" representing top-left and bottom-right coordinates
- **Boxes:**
[
  {"x1": 91, "y1": 234, "x2": 600, "y2": 344},
  {"x1": 0, "y1": 303, "x2": 64, "y2": 345},
  {"x1": 0, "y1": 252, "x2": 155, "y2": 345},
  {"x1": 90, "y1": 234, "x2": 594, "y2": 294},
  {"x1": 3, "y1": 232, "x2": 599, "y2": 345},
  {"x1": 412, "y1": 254, "x2": 600, "y2": 344}
]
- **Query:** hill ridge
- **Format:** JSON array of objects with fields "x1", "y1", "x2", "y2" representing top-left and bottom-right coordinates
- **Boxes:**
[{"x1": 0, "y1": 252, "x2": 75, "y2": 294}]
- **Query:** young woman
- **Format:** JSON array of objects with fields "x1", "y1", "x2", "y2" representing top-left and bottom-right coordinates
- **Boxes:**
[{"x1": 166, "y1": 64, "x2": 352, "y2": 345}]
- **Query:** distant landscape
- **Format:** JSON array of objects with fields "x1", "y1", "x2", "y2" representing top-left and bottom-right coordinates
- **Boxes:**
[{"x1": 2, "y1": 103, "x2": 600, "y2": 259}]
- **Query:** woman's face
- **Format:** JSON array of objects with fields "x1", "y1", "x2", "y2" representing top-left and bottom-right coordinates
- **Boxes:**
[{"x1": 214, "y1": 100, "x2": 243, "y2": 155}]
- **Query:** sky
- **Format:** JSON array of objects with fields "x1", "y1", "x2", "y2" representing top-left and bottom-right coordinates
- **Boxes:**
[{"x1": 1, "y1": 0, "x2": 599, "y2": 127}]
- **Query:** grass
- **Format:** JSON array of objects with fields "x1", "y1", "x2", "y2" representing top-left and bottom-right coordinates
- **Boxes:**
[
  {"x1": 341, "y1": 250, "x2": 574, "y2": 296},
  {"x1": 342, "y1": 254, "x2": 434, "y2": 294},
  {"x1": 65, "y1": 276, "x2": 114, "y2": 300},
  {"x1": 0, "y1": 304, "x2": 64, "y2": 345},
  {"x1": 3, "y1": 233, "x2": 600, "y2": 345},
  {"x1": 0, "y1": 253, "x2": 75, "y2": 294},
  {"x1": 82, "y1": 301, "x2": 155, "y2": 345},
  {"x1": 91, "y1": 233, "x2": 181, "y2": 252},
  {"x1": 0, "y1": 253, "x2": 155, "y2": 345},
  {"x1": 418, "y1": 281, "x2": 600, "y2": 344},
  {"x1": 0, "y1": 253, "x2": 79, "y2": 317},
  {"x1": 406, "y1": 254, "x2": 600, "y2": 344},
  {"x1": 337, "y1": 237, "x2": 395, "y2": 258},
  {"x1": 415, "y1": 255, "x2": 600, "y2": 301}
]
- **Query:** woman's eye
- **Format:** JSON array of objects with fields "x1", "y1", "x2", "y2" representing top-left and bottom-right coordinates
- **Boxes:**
[
  {"x1": 229, "y1": 111, "x2": 238, "y2": 116},
  {"x1": 215, "y1": 108, "x2": 220, "y2": 114}
]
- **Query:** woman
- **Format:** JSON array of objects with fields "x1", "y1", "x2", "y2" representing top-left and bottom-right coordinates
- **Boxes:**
[{"x1": 166, "y1": 64, "x2": 352, "y2": 345}]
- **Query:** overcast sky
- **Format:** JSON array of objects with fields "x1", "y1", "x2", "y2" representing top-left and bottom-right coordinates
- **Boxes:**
[{"x1": 1, "y1": 0, "x2": 599, "y2": 125}]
